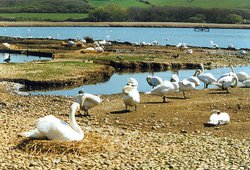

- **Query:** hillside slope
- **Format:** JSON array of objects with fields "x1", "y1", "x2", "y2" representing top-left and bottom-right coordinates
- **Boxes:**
[
  {"x1": 0, "y1": 0, "x2": 92, "y2": 13},
  {"x1": 1, "y1": 0, "x2": 250, "y2": 13},
  {"x1": 89, "y1": 0, "x2": 250, "y2": 12}
]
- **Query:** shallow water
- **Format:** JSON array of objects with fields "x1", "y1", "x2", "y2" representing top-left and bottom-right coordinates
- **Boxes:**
[
  {"x1": 29, "y1": 65, "x2": 250, "y2": 96},
  {"x1": 0, "y1": 53, "x2": 51, "y2": 63},
  {"x1": 1, "y1": 27, "x2": 250, "y2": 48}
]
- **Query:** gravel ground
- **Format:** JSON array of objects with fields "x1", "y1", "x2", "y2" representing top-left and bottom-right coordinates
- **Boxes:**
[{"x1": 0, "y1": 82, "x2": 249, "y2": 169}]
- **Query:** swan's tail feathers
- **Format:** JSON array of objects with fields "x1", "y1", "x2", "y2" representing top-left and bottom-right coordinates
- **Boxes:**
[
  {"x1": 18, "y1": 129, "x2": 45, "y2": 139},
  {"x1": 144, "y1": 91, "x2": 151, "y2": 95}
]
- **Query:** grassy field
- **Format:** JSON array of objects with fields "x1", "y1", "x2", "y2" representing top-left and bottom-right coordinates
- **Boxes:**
[
  {"x1": 89, "y1": 0, "x2": 148, "y2": 8},
  {"x1": 0, "y1": 13, "x2": 88, "y2": 21},
  {"x1": 89, "y1": 0, "x2": 250, "y2": 12},
  {"x1": 0, "y1": 61, "x2": 102, "y2": 81}
]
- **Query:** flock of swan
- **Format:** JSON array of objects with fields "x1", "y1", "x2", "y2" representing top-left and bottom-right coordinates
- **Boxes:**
[{"x1": 19, "y1": 64, "x2": 249, "y2": 141}]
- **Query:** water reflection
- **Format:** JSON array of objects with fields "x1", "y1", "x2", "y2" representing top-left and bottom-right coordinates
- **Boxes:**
[{"x1": 29, "y1": 66, "x2": 250, "y2": 96}]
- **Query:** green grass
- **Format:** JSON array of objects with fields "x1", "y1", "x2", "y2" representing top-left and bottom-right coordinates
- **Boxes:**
[
  {"x1": 0, "y1": 13, "x2": 88, "y2": 21},
  {"x1": 0, "y1": 61, "x2": 102, "y2": 81},
  {"x1": 148, "y1": 0, "x2": 250, "y2": 11},
  {"x1": 89, "y1": 0, "x2": 250, "y2": 12},
  {"x1": 89, "y1": 0, "x2": 148, "y2": 8}
]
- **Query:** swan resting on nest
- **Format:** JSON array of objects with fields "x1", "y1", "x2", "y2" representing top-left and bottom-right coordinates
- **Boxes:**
[
  {"x1": 207, "y1": 109, "x2": 230, "y2": 126},
  {"x1": 18, "y1": 102, "x2": 84, "y2": 141},
  {"x1": 122, "y1": 78, "x2": 140, "y2": 111},
  {"x1": 76, "y1": 90, "x2": 102, "y2": 117}
]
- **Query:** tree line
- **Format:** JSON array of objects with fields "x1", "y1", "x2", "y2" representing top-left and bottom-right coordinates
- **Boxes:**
[
  {"x1": 86, "y1": 5, "x2": 250, "y2": 24},
  {"x1": 0, "y1": 0, "x2": 92, "y2": 13}
]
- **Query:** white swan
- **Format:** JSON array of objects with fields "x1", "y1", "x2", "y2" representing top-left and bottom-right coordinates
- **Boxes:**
[
  {"x1": 207, "y1": 109, "x2": 230, "y2": 126},
  {"x1": 146, "y1": 75, "x2": 163, "y2": 88},
  {"x1": 3, "y1": 53, "x2": 11, "y2": 63},
  {"x1": 75, "y1": 90, "x2": 102, "y2": 117},
  {"x1": 194, "y1": 64, "x2": 217, "y2": 88},
  {"x1": 218, "y1": 64, "x2": 237, "y2": 80},
  {"x1": 213, "y1": 73, "x2": 238, "y2": 93},
  {"x1": 187, "y1": 71, "x2": 201, "y2": 87},
  {"x1": 236, "y1": 71, "x2": 249, "y2": 82},
  {"x1": 171, "y1": 74, "x2": 196, "y2": 98},
  {"x1": 221, "y1": 64, "x2": 249, "y2": 82},
  {"x1": 122, "y1": 78, "x2": 140, "y2": 111},
  {"x1": 145, "y1": 80, "x2": 176, "y2": 102},
  {"x1": 19, "y1": 102, "x2": 84, "y2": 141},
  {"x1": 242, "y1": 79, "x2": 250, "y2": 88},
  {"x1": 210, "y1": 41, "x2": 219, "y2": 48}
]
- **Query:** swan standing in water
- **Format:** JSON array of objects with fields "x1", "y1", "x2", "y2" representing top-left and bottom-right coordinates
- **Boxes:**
[
  {"x1": 195, "y1": 64, "x2": 217, "y2": 88},
  {"x1": 122, "y1": 78, "x2": 140, "y2": 111},
  {"x1": 75, "y1": 90, "x2": 102, "y2": 117},
  {"x1": 19, "y1": 102, "x2": 84, "y2": 141},
  {"x1": 213, "y1": 73, "x2": 238, "y2": 93},
  {"x1": 146, "y1": 75, "x2": 163, "y2": 88},
  {"x1": 207, "y1": 109, "x2": 230, "y2": 126}
]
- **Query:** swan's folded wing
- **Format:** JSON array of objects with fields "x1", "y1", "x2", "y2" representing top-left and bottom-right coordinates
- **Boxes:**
[{"x1": 36, "y1": 115, "x2": 74, "y2": 140}]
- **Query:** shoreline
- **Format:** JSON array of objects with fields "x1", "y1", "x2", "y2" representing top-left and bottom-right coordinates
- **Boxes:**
[{"x1": 0, "y1": 21, "x2": 250, "y2": 29}]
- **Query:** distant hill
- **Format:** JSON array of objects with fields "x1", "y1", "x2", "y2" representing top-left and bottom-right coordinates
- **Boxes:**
[
  {"x1": 0, "y1": 0, "x2": 249, "y2": 23},
  {"x1": 88, "y1": 0, "x2": 250, "y2": 12},
  {"x1": 1, "y1": 0, "x2": 250, "y2": 13},
  {"x1": 0, "y1": 0, "x2": 92, "y2": 13}
]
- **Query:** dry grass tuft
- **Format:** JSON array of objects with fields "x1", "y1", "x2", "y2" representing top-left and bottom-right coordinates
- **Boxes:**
[{"x1": 14, "y1": 132, "x2": 111, "y2": 156}]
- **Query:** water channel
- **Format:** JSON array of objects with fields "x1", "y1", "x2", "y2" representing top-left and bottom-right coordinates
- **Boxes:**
[{"x1": 28, "y1": 65, "x2": 250, "y2": 96}]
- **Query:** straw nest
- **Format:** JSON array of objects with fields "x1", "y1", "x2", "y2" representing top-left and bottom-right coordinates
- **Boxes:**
[{"x1": 14, "y1": 132, "x2": 112, "y2": 156}]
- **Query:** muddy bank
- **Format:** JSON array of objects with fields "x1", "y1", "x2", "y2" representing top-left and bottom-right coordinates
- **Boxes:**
[
  {"x1": 94, "y1": 60, "x2": 201, "y2": 72},
  {"x1": 0, "y1": 21, "x2": 250, "y2": 29},
  {"x1": 0, "y1": 65, "x2": 114, "y2": 90},
  {"x1": 0, "y1": 49, "x2": 53, "y2": 58}
]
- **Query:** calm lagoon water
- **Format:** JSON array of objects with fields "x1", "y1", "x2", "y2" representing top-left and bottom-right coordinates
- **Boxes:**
[
  {"x1": 0, "y1": 53, "x2": 51, "y2": 63},
  {"x1": 29, "y1": 66, "x2": 250, "y2": 96},
  {"x1": 1, "y1": 27, "x2": 250, "y2": 48}
]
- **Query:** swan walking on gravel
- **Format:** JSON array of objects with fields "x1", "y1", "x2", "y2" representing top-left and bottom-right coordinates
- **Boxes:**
[
  {"x1": 213, "y1": 73, "x2": 238, "y2": 93},
  {"x1": 75, "y1": 90, "x2": 102, "y2": 117},
  {"x1": 18, "y1": 102, "x2": 84, "y2": 141},
  {"x1": 171, "y1": 74, "x2": 196, "y2": 99},
  {"x1": 195, "y1": 64, "x2": 217, "y2": 88},
  {"x1": 207, "y1": 109, "x2": 230, "y2": 126},
  {"x1": 122, "y1": 78, "x2": 140, "y2": 111},
  {"x1": 145, "y1": 80, "x2": 176, "y2": 103}
]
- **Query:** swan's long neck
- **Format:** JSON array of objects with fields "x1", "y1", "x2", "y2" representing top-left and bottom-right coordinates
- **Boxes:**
[
  {"x1": 231, "y1": 74, "x2": 238, "y2": 88},
  {"x1": 194, "y1": 69, "x2": 201, "y2": 76},
  {"x1": 200, "y1": 64, "x2": 204, "y2": 74},
  {"x1": 229, "y1": 64, "x2": 235, "y2": 73},
  {"x1": 69, "y1": 103, "x2": 83, "y2": 136}
]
